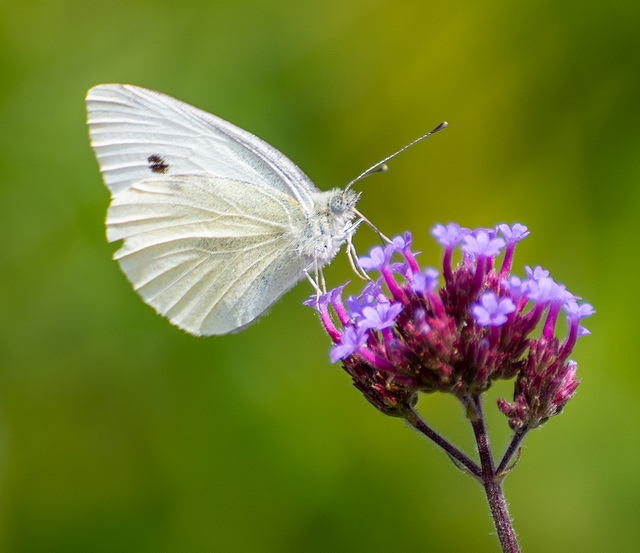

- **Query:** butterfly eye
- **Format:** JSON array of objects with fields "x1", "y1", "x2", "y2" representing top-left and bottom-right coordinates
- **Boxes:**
[{"x1": 330, "y1": 194, "x2": 345, "y2": 213}]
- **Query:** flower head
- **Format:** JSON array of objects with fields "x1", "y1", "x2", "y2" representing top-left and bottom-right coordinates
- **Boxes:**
[{"x1": 305, "y1": 222, "x2": 592, "y2": 428}]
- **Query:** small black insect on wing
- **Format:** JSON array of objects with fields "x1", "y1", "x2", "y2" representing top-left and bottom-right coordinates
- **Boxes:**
[{"x1": 147, "y1": 154, "x2": 169, "y2": 174}]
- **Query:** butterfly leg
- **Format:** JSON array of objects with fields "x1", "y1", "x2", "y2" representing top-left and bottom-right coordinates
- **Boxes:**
[
  {"x1": 304, "y1": 256, "x2": 327, "y2": 297},
  {"x1": 304, "y1": 268, "x2": 322, "y2": 296},
  {"x1": 315, "y1": 254, "x2": 328, "y2": 294},
  {"x1": 346, "y1": 235, "x2": 373, "y2": 282},
  {"x1": 353, "y1": 208, "x2": 392, "y2": 245}
]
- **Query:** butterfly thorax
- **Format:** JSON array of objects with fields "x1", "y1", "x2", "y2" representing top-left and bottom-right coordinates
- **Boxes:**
[{"x1": 300, "y1": 188, "x2": 360, "y2": 265}]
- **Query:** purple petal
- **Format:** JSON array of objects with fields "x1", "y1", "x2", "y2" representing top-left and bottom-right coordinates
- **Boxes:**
[
  {"x1": 431, "y1": 223, "x2": 468, "y2": 248},
  {"x1": 525, "y1": 265, "x2": 550, "y2": 281},
  {"x1": 463, "y1": 231, "x2": 506, "y2": 257},
  {"x1": 497, "y1": 223, "x2": 530, "y2": 243},
  {"x1": 358, "y1": 246, "x2": 388, "y2": 271}
]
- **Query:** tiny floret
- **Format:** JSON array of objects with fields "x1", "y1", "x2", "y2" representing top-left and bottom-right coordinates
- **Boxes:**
[
  {"x1": 564, "y1": 300, "x2": 596, "y2": 335},
  {"x1": 344, "y1": 294, "x2": 376, "y2": 319},
  {"x1": 525, "y1": 276, "x2": 557, "y2": 303},
  {"x1": 431, "y1": 223, "x2": 467, "y2": 248},
  {"x1": 387, "y1": 231, "x2": 413, "y2": 252},
  {"x1": 412, "y1": 267, "x2": 440, "y2": 293},
  {"x1": 525, "y1": 265, "x2": 550, "y2": 281},
  {"x1": 498, "y1": 223, "x2": 530, "y2": 243},
  {"x1": 463, "y1": 231, "x2": 506, "y2": 258},
  {"x1": 358, "y1": 246, "x2": 389, "y2": 272},
  {"x1": 330, "y1": 326, "x2": 368, "y2": 363},
  {"x1": 505, "y1": 276, "x2": 524, "y2": 301},
  {"x1": 360, "y1": 302, "x2": 404, "y2": 331},
  {"x1": 564, "y1": 300, "x2": 595, "y2": 321},
  {"x1": 472, "y1": 292, "x2": 516, "y2": 327}
]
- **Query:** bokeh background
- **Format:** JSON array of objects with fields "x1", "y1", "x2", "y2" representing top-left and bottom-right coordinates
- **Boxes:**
[{"x1": 1, "y1": 0, "x2": 638, "y2": 551}]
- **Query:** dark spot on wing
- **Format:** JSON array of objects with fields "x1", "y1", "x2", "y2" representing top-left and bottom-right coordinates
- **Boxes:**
[{"x1": 148, "y1": 154, "x2": 169, "y2": 174}]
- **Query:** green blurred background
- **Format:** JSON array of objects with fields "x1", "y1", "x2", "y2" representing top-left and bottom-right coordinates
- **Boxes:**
[{"x1": 1, "y1": 0, "x2": 638, "y2": 551}]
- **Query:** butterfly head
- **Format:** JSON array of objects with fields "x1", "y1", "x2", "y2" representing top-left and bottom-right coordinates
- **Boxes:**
[{"x1": 330, "y1": 187, "x2": 361, "y2": 216}]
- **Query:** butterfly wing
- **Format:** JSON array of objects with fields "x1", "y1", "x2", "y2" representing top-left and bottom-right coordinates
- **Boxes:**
[
  {"x1": 86, "y1": 84, "x2": 318, "y2": 211},
  {"x1": 107, "y1": 174, "x2": 311, "y2": 335}
]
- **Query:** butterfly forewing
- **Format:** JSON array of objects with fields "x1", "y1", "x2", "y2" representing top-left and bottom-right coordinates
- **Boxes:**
[{"x1": 86, "y1": 84, "x2": 318, "y2": 210}]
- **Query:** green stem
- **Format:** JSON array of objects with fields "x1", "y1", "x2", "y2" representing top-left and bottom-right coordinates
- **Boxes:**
[
  {"x1": 403, "y1": 407, "x2": 482, "y2": 479},
  {"x1": 468, "y1": 395, "x2": 521, "y2": 553},
  {"x1": 483, "y1": 479, "x2": 520, "y2": 553},
  {"x1": 497, "y1": 426, "x2": 529, "y2": 475}
]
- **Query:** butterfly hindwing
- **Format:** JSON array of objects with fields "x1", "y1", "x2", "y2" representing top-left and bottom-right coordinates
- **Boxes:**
[{"x1": 107, "y1": 174, "x2": 310, "y2": 335}]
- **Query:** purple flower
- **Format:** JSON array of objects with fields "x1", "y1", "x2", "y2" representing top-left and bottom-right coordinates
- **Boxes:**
[
  {"x1": 360, "y1": 302, "x2": 404, "y2": 331},
  {"x1": 358, "y1": 246, "x2": 389, "y2": 272},
  {"x1": 344, "y1": 285, "x2": 391, "y2": 319},
  {"x1": 540, "y1": 282, "x2": 576, "y2": 339},
  {"x1": 302, "y1": 292, "x2": 329, "y2": 311},
  {"x1": 564, "y1": 300, "x2": 596, "y2": 323},
  {"x1": 473, "y1": 227, "x2": 499, "y2": 240},
  {"x1": 524, "y1": 276, "x2": 558, "y2": 304},
  {"x1": 504, "y1": 276, "x2": 524, "y2": 301},
  {"x1": 389, "y1": 260, "x2": 413, "y2": 279},
  {"x1": 561, "y1": 300, "x2": 595, "y2": 355},
  {"x1": 463, "y1": 231, "x2": 506, "y2": 258},
  {"x1": 498, "y1": 223, "x2": 529, "y2": 276},
  {"x1": 303, "y1": 282, "x2": 349, "y2": 311},
  {"x1": 386, "y1": 232, "x2": 412, "y2": 255},
  {"x1": 498, "y1": 223, "x2": 530, "y2": 243},
  {"x1": 411, "y1": 267, "x2": 440, "y2": 294},
  {"x1": 330, "y1": 325, "x2": 368, "y2": 363},
  {"x1": 471, "y1": 292, "x2": 516, "y2": 327},
  {"x1": 307, "y1": 224, "x2": 592, "y2": 429},
  {"x1": 394, "y1": 232, "x2": 413, "y2": 249},
  {"x1": 462, "y1": 231, "x2": 507, "y2": 297},
  {"x1": 432, "y1": 223, "x2": 470, "y2": 285},
  {"x1": 344, "y1": 294, "x2": 375, "y2": 319},
  {"x1": 303, "y1": 283, "x2": 350, "y2": 339},
  {"x1": 360, "y1": 280, "x2": 387, "y2": 302},
  {"x1": 525, "y1": 265, "x2": 550, "y2": 281},
  {"x1": 431, "y1": 223, "x2": 467, "y2": 248}
]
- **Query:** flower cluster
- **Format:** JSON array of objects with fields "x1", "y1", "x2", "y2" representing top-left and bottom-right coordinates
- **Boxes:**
[{"x1": 305, "y1": 223, "x2": 594, "y2": 428}]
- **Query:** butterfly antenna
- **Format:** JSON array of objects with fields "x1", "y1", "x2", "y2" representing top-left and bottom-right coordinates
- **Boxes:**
[{"x1": 344, "y1": 121, "x2": 448, "y2": 192}]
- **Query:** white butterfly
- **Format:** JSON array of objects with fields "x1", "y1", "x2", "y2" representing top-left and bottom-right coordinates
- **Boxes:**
[{"x1": 86, "y1": 84, "x2": 362, "y2": 336}]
